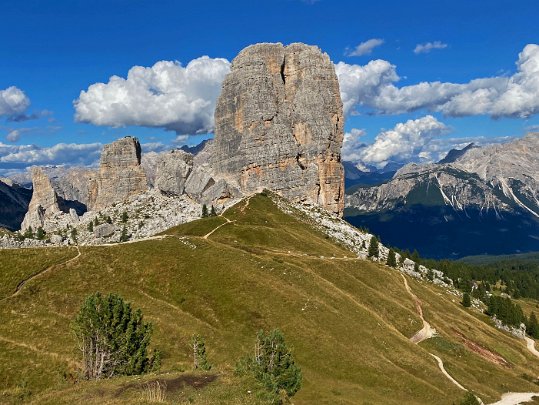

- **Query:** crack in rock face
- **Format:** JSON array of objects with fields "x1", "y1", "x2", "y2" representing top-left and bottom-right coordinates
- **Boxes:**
[{"x1": 211, "y1": 42, "x2": 344, "y2": 217}]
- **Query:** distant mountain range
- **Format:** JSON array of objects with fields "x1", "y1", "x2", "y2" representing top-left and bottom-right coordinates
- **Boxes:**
[
  {"x1": 0, "y1": 178, "x2": 32, "y2": 231},
  {"x1": 344, "y1": 134, "x2": 539, "y2": 258}
]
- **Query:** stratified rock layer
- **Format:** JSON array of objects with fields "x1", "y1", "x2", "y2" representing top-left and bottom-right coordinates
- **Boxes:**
[
  {"x1": 92, "y1": 137, "x2": 148, "y2": 210},
  {"x1": 212, "y1": 43, "x2": 344, "y2": 216},
  {"x1": 21, "y1": 167, "x2": 62, "y2": 231}
]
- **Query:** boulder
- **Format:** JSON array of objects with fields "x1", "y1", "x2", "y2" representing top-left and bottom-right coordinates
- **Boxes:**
[
  {"x1": 155, "y1": 150, "x2": 193, "y2": 196},
  {"x1": 93, "y1": 223, "x2": 117, "y2": 238}
]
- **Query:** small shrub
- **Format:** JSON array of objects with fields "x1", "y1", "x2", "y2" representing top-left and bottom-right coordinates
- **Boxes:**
[
  {"x1": 237, "y1": 329, "x2": 302, "y2": 402},
  {"x1": 192, "y1": 334, "x2": 211, "y2": 371},
  {"x1": 121, "y1": 211, "x2": 129, "y2": 223}
]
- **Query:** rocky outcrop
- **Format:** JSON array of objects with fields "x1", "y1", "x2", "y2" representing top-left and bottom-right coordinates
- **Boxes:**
[
  {"x1": 21, "y1": 167, "x2": 62, "y2": 231},
  {"x1": 212, "y1": 42, "x2": 344, "y2": 216},
  {"x1": 48, "y1": 167, "x2": 97, "y2": 211},
  {"x1": 92, "y1": 137, "x2": 148, "y2": 210},
  {"x1": 155, "y1": 150, "x2": 193, "y2": 196}
]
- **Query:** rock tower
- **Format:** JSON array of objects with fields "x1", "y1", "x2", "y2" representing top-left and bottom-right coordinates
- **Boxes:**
[{"x1": 211, "y1": 43, "x2": 344, "y2": 216}]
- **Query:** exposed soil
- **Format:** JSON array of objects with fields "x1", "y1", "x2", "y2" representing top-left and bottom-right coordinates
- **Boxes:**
[{"x1": 453, "y1": 329, "x2": 510, "y2": 368}]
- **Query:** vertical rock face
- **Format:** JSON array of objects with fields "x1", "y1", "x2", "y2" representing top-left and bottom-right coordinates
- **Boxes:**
[
  {"x1": 212, "y1": 42, "x2": 344, "y2": 216},
  {"x1": 154, "y1": 150, "x2": 193, "y2": 196},
  {"x1": 92, "y1": 137, "x2": 148, "y2": 210},
  {"x1": 21, "y1": 167, "x2": 62, "y2": 230}
]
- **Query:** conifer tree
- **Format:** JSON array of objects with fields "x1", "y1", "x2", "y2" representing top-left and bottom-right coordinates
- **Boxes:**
[
  {"x1": 238, "y1": 329, "x2": 302, "y2": 401},
  {"x1": 73, "y1": 292, "x2": 159, "y2": 379},
  {"x1": 87, "y1": 221, "x2": 94, "y2": 232},
  {"x1": 210, "y1": 205, "x2": 217, "y2": 217},
  {"x1": 462, "y1": 292, "x2": 472, "y2": 308},
  {"x1": 386, "y1": 249, "x2": 397, "y2": 267},
  {"x1": 192, "y1": 334, "x2": 211, "y2": 371},
  {"x1": 23, "y1": 226, "x2": 34, "y2": 239},
  {"x1": 367, "y1": 236, "x2": 379, "y2": 258},
  {"x1": 528, "y1": 312, "x2": 539, "y2": 339},
  {"x1": 36, "y1": 227, "x2": 45, "y2": 240},
  {"x1": 120, "y1": 226, "x2": 129, "y2": 242},
  {"x1": 121, "y1": 210, "x2": 129, "y2": 223},
  {"x1": 201, "y1": 204, "x2": 208, "y2": 217}
]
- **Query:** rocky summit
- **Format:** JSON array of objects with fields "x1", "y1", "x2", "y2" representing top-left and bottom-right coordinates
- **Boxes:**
[
  {"x1": 21, "y1": 167, "x2": 63, "y2": 231},
  {"x1": 92, "y1": 136, "x2": 148, "y2": 210},
  {"x1": 212, "y1": 43, "x2": 345, "y2": 216}
]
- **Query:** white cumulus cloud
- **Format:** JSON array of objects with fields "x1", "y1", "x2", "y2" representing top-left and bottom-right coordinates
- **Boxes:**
[
  {"x1": 74, "y1": 56, "x2": 231, "y2": 134},
  {"x1": 336, "y1": 44, "x2": 539, "y2": 119},
  {"x1": 0, "y1": 87, "x2": 30, "y2": 118},
  {"x1": 359, "y1": 115, "x2": 450, "y2": 168},
  {"x1": 414, "y1": 41, "x2": 448, "y2": 54},
  {"x1": 342, "y1": 128, "x2": 367, "y2": 162},
  {"x1": 0, "y1": 142, "x2": 103, "y2": 167},
  {"x1": 346, "y1": 38, "x2": 384, "y2": 57}
]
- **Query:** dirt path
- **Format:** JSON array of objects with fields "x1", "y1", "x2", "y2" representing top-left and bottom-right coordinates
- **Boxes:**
[
  {"x1": 429, "y1": 353, "x2": 467, "y2": 391},
  {"x1": 524, "y1": 336, "x2": 539, "y2": 359},
  {"x1": 489, "y1": 393, "x2": 539, "y2": 405},
  {"x1": 400, "y1": 274, "x2": 436, "y2": 343},
  {"x1": 203, "y1": 216, "x2": 234, "y2": 239},
  {"x1": 5, "y1": 246, "x2": 81, "y2": 300}
]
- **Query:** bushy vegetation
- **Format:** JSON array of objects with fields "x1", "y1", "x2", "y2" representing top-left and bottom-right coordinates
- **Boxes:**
[
  {"x1": 73, "y1": 292, "x2": 160, "y2": 379},
  {"x1": 237, "y1": 329, "x2": 302, "y2": 403},
  {"x1": 192, "y1": 334, "x2": 211, "y2": 371}
]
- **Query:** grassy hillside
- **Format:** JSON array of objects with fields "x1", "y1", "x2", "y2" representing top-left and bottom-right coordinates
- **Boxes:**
[{"x1": 1, "y1": 194, "x2": 539, "y2": 404}]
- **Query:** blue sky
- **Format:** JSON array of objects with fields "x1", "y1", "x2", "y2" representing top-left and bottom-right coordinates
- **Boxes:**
[{"x1": 1, "y1": 0, "x2": 538, "y2": 172}]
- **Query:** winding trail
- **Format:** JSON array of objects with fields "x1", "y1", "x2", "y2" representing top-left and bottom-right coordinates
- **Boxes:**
[
  {"x1": 524, "y1": 336, "x2": 539, "y2": 359},
  {"x1": 401, "y1": 274, "x2": 436, "y2": 343},
  {"x1": 4, "y1": 246, "x2": 81, "y2": 300},
  {"x1": 401, "y1": 274, "x2": 539, "y2": 405},
  {"x1": 489, "y1": 393, "x2": 539, "y2": 405},
  {"x1": 429, "y1": 353, "x2": 467, "y2": 391}
]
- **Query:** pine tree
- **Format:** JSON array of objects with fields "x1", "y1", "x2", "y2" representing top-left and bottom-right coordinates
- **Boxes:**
[
  {"x1": 93, "y1": 217, "x2": 99, "y2": 227},
  {"x1": 238, "y1": 329, "x2": 302, "y2": 400},
  {"x1": 120, "y1": 226, "x2": 129, "y2": 242},
  {"x1": 192, "y1": 334, "x2": 211, "y2": 371},
  {"x1": 210, "y1": 205, "x2": 217, "y2": 217},
  {"x1": 462, "y1": 292, "x2": 472, "y2": 308},
  {"x1": 87, "y1": 221, "x2": 94, "y2": 232},
  {"x1": 201, "y1": 204, "x2": 208, "y2": 218},
  {"x1": 73, "y1": 292, "x2": 159, "y2": 379},
  {"x1": 36, "y1": 227, "x2": 45, "y2": 240},
  {"x1": 23, "y1": 226, "x2": 34, "y2": 239},
  {"x1": 367, "y1": 236, "x2": 379, "y2": 258},
  {"x1": 70, "y1": 228, "x2": 78, "y2": 243},
  {"x1": 528, "y1": 312, "x2": 539, "y2": 339},
  {"x1": 386, "y1": 249, "x2": 397, "y2": 267},
  {"x1": 121, "y1": 211, "x2": 129, "y2": 223}
]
